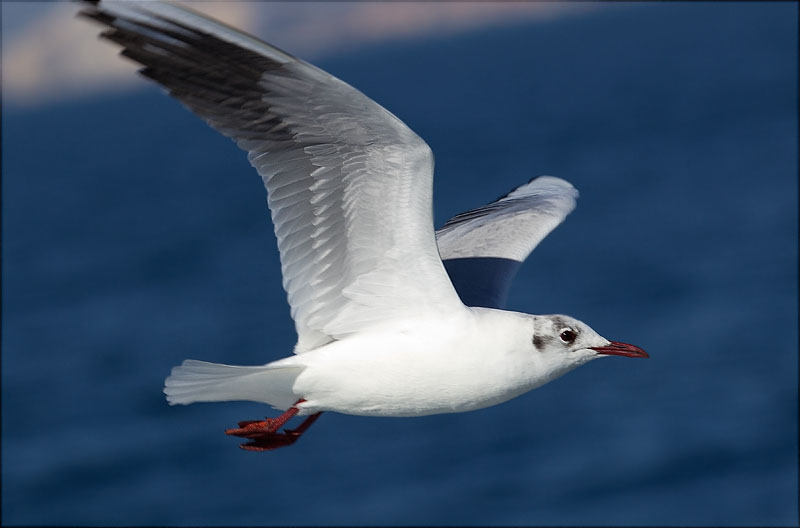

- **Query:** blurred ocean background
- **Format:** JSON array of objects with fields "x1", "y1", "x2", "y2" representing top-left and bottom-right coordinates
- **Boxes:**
[{"x1": 2, "y1": 2, "x2": 797, "y2": 526}]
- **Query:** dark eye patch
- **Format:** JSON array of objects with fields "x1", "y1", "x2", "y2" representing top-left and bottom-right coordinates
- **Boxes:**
[{"x1": 532, "y1": 334, "x2": 553, "y2": 350}]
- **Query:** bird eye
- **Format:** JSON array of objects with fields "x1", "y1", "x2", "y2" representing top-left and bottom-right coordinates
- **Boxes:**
[{"x1": 559, "y1": 329, "x2": 577, "y2": 343}]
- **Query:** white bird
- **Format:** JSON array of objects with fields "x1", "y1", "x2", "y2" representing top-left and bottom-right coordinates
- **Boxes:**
[{"x1": 80, "y1": 0, "x2": 647, "y2": 451}]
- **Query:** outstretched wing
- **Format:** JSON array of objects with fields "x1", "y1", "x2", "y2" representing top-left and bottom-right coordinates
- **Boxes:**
[
  {"x1": 435, "y1": 176, "x2": 578, "y2": 309},
  {"x1": 80, "y1": 1, "x2": 465, "y2": 353}
]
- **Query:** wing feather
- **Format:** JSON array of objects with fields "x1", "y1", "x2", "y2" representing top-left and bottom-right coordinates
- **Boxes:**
[
  {"x1": 436, "y1": 176, "x2": 578, "y2": 308},
  {"x1": 81, "y1": 1, "x2": 464, "y2": 353}
]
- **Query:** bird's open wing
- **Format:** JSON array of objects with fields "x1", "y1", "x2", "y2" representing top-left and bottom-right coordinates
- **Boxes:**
[
  {"x1": 435, "y1": 176, "x2": 578, "y2": 309},
  {"x1": 80, "y1": 1, "x2": 465, "y2": 353}
]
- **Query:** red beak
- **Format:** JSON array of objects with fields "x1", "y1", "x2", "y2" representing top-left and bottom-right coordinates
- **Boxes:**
[{"x1": 590, "y1": 340, "x2": 648, "y2": 358}]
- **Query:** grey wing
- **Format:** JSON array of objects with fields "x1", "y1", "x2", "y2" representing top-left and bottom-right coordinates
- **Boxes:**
[
  {"x1": 435, "y1": 176, "x2": 578, "y2": 309},
  {"x1": 81, "y1": 1, "x2": 465, "y2": 353}
]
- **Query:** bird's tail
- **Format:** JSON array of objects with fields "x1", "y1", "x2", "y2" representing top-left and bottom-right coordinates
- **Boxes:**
[{"x1": 164, "y1": 360, "x2": 305, "y2": 410}]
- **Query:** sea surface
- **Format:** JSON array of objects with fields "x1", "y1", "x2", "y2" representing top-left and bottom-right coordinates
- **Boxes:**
[{"x1": 2, "y1": 3, "x2": 797, "y2": 526}]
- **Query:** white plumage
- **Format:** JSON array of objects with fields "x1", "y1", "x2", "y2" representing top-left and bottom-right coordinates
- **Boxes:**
[
  {"x1": 436, "y1": 176, "x2": 578, "y2": 262},
  {"x1": 80, "y1": 0, "x2": 646, "y2": 449}
]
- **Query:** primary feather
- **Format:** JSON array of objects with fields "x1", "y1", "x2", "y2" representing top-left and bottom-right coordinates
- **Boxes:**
[{"x1": 80, "y1": 0, "x2": 464, "y2": 354}]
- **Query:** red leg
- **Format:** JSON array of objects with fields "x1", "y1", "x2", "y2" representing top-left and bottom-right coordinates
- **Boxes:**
[
  {"x1": 224, "y1": 399, "x2": 322, "y2": 451},
  {"x1": 225, "y1": 402, "x2": 302, "y2": 438},
  {"x1": 286, "y1": 412, "x2": 322, "y2": 435},
  {"x1": 239, "y1": 412, "x2": 322, "y2": 451}
]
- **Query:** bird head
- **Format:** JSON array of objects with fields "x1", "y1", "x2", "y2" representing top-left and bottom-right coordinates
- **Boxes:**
[{"x1": 531, "y1": 314, "x2": 648, "y2": 372}]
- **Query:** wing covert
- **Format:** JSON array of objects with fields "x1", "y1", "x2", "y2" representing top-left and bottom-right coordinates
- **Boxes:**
[{"x1": 81, "y1": 1, "x2": 465, "y2": 353}]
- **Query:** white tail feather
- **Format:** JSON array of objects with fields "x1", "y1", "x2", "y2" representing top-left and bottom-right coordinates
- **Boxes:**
[{"x1": 164, "y1": 360, "x2": 305, "y2": 410}]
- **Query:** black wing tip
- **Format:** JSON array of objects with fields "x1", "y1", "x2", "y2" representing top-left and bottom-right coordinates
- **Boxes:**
[
  {"x1": 76, "y1": 1, "x2": 113, "y2": 28},
  {"x1": 76, "y1": 0, "x2": 101, "y2": 15}
]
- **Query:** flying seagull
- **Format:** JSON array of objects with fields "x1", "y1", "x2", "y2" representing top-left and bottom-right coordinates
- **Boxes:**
[{"x1": 80, "y1": 0, "x2": 647, "y2": 452}]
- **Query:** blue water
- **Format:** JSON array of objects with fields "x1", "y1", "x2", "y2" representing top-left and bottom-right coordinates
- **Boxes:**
[{"x1": 2, "y1": 3, "x2": 797, "y2": 525}]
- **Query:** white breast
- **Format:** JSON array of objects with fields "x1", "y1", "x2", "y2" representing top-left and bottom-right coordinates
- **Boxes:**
[{"x1": 282, "y1": 309, "x2": 547, "y2": 417}]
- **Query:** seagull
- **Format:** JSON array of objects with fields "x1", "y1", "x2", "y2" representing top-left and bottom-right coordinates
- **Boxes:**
[{"x1": 80, "y1": 0, "x2": 647, "y2": 452}]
